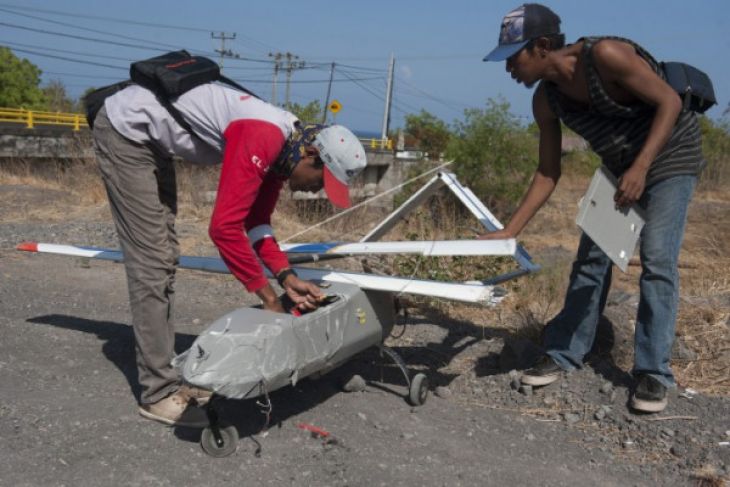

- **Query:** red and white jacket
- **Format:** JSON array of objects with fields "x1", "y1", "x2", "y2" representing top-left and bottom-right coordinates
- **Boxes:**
[{"x1": 105, "y1": 83, "x2": 297, "y2": 292}]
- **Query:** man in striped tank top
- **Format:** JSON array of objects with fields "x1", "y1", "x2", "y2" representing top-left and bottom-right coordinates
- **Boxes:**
[{"x1": 482, "y1": 3, "x2": 705, "y2": 413}]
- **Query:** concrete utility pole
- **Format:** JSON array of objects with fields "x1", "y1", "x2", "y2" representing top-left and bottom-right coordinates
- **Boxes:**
[
  {"x1": 283, "y1": 52, "x2": 305, "y2": 107},
  {"x1": 211, "y1": 32, "x2": 236, "y2": 70},
  {"x1": 321, "y1": 62, "x2": 336, "y2": 123},
  {"x1": 381, "y1": 53, "x2": 395, "y2": 142},
  {"x1": 268, "y1": 52, "x2": 283, "y2": 105}
]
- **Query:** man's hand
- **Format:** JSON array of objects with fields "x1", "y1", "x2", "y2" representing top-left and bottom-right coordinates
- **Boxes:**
[
  {"x1": 615, "y1": 164, "x2": 649, "y2": 207},
  {"x1": 281, "y1": 274, "x2": 323, "y2": 312},
  {"x1": 477, "y1": 228, "x2": 515, "y2": 240},
  {"x1": 256, "y1": 284, "x2": 285, "y2": 313}
]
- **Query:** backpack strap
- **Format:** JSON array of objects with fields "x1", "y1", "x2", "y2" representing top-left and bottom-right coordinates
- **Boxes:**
[{"x1": 218, "y1": 75, "x2": 261, "y2": 100}]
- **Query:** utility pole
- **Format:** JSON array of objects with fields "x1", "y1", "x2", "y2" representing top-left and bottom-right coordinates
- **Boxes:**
[
  {"x1": 269, "y1": 52, "x2": 305, "y2": 107},
  {"x1": 211, "y1": 32, "x2": 236, "y2": 70},
  {"x1": 321, "y1": 62, "x2": 336, "y2": 123},
  {"x1": 268, "y1": 52, "x2": 283, "y2": 105},
  {"x1": 284, "y1": 52, "x2": 305, "y2": 107},
  {"x1": 381, "y1": 53, "x2": 395, "y2": 143}
]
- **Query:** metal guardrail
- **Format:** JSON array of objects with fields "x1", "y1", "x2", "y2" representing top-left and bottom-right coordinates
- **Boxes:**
[
  {"x1": 0, "y1": 107, "x2": 86, "y2": 131},
  {"x1": 0, "y1": 107, "x2": 395, "y2": 150},
  {"x1": 359, "y1": 138, "x2": 394, "y2": 151}
]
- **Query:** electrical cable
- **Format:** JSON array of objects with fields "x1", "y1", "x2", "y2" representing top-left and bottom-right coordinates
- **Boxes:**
[
  {"x1": 0, "y1": 7, "x2": 189, "y2": 52},
  {"x1": 6, "y1": 46, "x2": 127, "y2": 70},
  {"x1": 0, "y1": 2, "x2": 212, "y2": 32}
]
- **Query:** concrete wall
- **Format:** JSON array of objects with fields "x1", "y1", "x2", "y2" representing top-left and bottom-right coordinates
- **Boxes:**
[{"x1": 0, "y1": 127, "x2": 416, "y2": 206}]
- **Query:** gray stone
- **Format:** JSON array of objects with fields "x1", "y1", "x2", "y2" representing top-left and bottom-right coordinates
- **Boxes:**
[
  {"x1": 670, "y1": 444, "x2": 687, "y2": 458},
  {"x1": 525, "y1": 433, "x2": 536, "y2": 441},
  {"x1": 661, "y1": 428, "x2": 676, "y2": 438},
  {"x1": 510, "y1": 378, "x2": 521, "y2": 391},
  {"x1": 599, "y1": 381, "x2": 613, "y2": 394},
  {"x1": 672, "y1": 337, "x2": 698, "y2": 361},
  {"x1": 343, "y1": 375, "x2": 367, "y2": 392},
  {"x1": 594, "y1": 409, "x2": 606, "y2": 421},
  {"x1": 434, "y1": 386, "x2": 452, "y2": 399},
  {"x1": 563, "y1": 413, "x2": 581, "y2": 424},
  {"x1": 518, "y1": 385, "x2": 533, "y2": 396}
]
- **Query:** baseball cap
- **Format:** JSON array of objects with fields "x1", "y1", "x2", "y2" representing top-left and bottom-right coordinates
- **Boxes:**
[
  {"x1": 312, "y1": 125, "x2": 367, "y2": 209},
  {"x1": 483, "y1": 3, "x2": 561, "y2": 62}
]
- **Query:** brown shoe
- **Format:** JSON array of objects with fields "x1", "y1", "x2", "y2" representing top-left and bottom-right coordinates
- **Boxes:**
[
  {"x1": 138, "y1": 390, "x2": 209, "y2": 428},
  {"x1": 179, "y1": 384, "x2": 213, "y2": 406}
]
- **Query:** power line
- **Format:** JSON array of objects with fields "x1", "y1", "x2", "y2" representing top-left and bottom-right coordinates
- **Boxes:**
[
  {"x1": 0, "y1": 2, "x2": 212, "y2": 32},
  {"x1": 7, "y1": 46, "x2": 127, "y2": 70},
  {"x1": 41, "y1": 71, "x2": 126, "y2": 81},
  {"x1": 0, "y1": 7, "x2": 187, "y2": 52},
  {"x1": 1, "y1": 21, "x2": 167, "y2": 52},
  {"x1": 1, "y1": 40, "x2": 134, "y2": 62}
]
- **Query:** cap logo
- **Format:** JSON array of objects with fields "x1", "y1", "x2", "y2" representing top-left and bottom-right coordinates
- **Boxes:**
[{"x1": 499, "y1": 6, "x2": 525, "y2": 44}]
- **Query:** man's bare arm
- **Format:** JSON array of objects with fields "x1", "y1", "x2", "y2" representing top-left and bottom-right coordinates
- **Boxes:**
[{"x1": 592, "y1": 40, "x2": 682, "y2": 205}]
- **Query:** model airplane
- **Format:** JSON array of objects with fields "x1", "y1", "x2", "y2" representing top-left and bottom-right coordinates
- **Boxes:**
[{"x1": 16, "y1": 171, "x2": 539, "y2": 456}]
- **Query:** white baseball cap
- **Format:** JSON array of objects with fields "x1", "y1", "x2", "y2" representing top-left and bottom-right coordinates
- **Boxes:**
[{"x1": 312, "y1": 125, "x2": 367, "y2": 208}]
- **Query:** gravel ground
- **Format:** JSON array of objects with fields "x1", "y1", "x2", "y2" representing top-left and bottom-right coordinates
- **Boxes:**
[{"x1": 1, "y1": 184, "x2": 728, "y2": 486}]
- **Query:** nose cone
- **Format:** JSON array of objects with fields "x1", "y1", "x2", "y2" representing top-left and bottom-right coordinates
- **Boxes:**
[{"x1": 179, "y1": 308, "x2": 297, "y2": 399}]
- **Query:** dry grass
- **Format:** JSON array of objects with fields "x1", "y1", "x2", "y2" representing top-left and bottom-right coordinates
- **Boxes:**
[{"x1": 2, "y1": 158, "x2": 728, "y2": 396}]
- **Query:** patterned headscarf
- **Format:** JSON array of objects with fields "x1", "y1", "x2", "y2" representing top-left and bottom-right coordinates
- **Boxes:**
[{"x1": 272, "y1": 122, "x2": 326, "y2": 177}]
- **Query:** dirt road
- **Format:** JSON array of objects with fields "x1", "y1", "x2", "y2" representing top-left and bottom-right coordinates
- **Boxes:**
[{"x1": 1, "y1": 184, "x2": 728, "y2": 486}]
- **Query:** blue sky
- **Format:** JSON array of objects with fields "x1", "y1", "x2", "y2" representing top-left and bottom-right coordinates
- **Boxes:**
[{"x1": 2, "y1": 0, "x2": 728, "y2": 134}]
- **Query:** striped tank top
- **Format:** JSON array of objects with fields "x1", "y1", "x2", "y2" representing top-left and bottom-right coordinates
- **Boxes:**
[{"x1": 543, "y1": 36, "x2": 705, "y2": 184}]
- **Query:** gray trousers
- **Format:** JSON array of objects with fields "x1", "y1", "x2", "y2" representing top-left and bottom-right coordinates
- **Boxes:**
[{"x1": 92, "y1": 106, "x2": 180, "y2": 404}]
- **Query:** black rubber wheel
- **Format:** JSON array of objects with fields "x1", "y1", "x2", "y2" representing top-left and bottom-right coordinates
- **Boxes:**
[
  {"x1": 408, "y1": 373, "x2": 429, "y2": 406},
  {"x1": 200, "y1": 423, "x2": 239, "y2": 457}
]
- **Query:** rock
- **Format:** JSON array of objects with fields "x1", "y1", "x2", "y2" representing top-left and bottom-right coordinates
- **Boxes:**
[
  {"x1": 343, "y1": 375, "x2": 367, "y2": 392},
  {"x1": 622, "y1": 439, "x2": 636, "y2": 450},
  {"x1": 518, "y1": 385, "x2": 533, "y2": 396},
  {"x1": 510, "y1": 378, "x2": 521, "y2": 391},
  {"x1": 525, "y1": 433, "x2": 536, "y2": 441},
  {"x1": 672, "y1": 337, "x2": 698, "y2": 361},
  {"x1": 563, "y1": 413, "x2": 581, "y2": 424},
  {"x1": 357, "y1": 412, "x2": 367, "y2": 421},
  {"x1": 594, "y1": 409, "x2": 606, "y2": 421},
  {"x1": 599, "y1": 381, "x2": 613, "y2": 394},
  {"x1": 670, "y1": 444, "x2": 687, "y2": 458},
  {"x1": 434, "y1": 386, "x2": 452, "y2": 399},
  {"x1": 661, "y1": 428, "x2": 676, "y2": 438}
]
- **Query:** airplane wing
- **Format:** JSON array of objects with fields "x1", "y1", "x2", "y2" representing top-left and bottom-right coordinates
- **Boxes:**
[
  {"x1": 16, "y1": 242, "x2": 506, "y2": 305},
  {"x1": 280, "y1": 239, "x2": 517, "y2": 257}
]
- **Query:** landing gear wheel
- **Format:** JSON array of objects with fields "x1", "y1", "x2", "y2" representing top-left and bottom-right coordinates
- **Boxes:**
[
  {"x1": 408, "y1": 373, "x2": 429, "y2": 406},
  {"x1": 200, "y1": 422, "x2": 238, "y2": 457}
]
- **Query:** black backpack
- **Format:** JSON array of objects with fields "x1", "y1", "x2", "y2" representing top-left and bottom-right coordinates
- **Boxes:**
[
  {"x1": 84, "y1": 50, "x2": 259, "y2": 132},
  {"x1": 661, "y1": 62, "x2": 717, "y2": 114}
]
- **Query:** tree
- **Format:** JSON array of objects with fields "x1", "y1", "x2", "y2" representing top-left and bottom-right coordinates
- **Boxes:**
[
  {"x1": 0, "y1": 47, "x2": 46, "y2": 108},
  {"x1": 403, "y1": 110, "x2": 451, "y2": 156},
  {"x1": 285, "y1": 100, "x2": 323, "y2": 124},
  {"x1": 446, "y1": 99, "x2": 538, "y2": 212},
  {"x1": 42, "y1": 79, "x2": 75, "y2": 112}
]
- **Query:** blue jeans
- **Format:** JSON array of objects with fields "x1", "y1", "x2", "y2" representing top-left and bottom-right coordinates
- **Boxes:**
[{"x1": 544, "y1": 174, "x2": 697, "y2": 387}]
